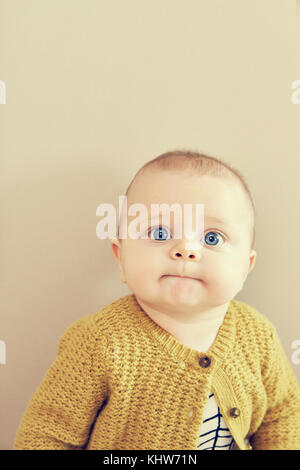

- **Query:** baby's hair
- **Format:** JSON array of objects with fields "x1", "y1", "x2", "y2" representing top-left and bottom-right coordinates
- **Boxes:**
[{"x1": 118, "y1": 149, "x2": 256, "y2": 250}]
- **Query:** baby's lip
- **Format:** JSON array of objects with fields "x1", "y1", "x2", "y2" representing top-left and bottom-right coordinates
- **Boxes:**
[{"x1": 163, "y1": 274, "x2": 201, "y2": 281}]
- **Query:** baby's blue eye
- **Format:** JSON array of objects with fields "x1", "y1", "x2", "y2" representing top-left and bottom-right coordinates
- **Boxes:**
[
  {"x1": 149, "y1": 226, "x2": 170, "y2": 241},
  {"x1": 204, "y1": 231, "x2": 223, "y2": 246}
]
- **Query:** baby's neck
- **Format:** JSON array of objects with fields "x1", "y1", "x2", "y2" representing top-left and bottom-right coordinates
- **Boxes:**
[{"x1": 135, "y1": 297, "x2": 230, "y2": 353}]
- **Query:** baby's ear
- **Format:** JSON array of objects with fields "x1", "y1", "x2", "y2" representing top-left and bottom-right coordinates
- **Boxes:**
[
  {"x1": 111, "y1": 238, "x2": 121, "y2": 261},
  {"x1": 248, "y1": 249, "x2": 257, "y2": 273},
  {"x1": 110, "y1": 238, "x2": 127, "y2": 283}
]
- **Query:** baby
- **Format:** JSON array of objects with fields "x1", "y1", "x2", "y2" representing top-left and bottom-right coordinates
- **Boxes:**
[{"x1": 14, "y1": 150, "x2": 300, "y2": 450}]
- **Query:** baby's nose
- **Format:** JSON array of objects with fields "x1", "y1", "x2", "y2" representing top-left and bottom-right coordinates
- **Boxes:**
[{"x1": 169, "y1": 241, "x2": 202, "y2": 261}]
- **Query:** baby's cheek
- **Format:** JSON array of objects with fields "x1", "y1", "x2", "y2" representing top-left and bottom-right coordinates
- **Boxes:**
[
  {"x1": 125, "y1": 261, "x2": 152, "y2": 288},
  {"x1": 209, "y1": 264, "x2": 246, "y2": 297},
  {"x1": 126, "y1": 272, "x2": 158, "y2": 301},
  {"x1": 204, "y1": 261, "x2": 231, "y2": 283}
]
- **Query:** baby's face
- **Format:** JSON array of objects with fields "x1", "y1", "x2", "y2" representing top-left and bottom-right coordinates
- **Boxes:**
[{"x1": 111, "y1": 171, "x2": 256, "y2": 314}]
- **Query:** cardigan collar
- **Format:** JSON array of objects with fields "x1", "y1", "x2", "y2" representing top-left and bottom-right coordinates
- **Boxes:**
[{"x1": 123, "y1": 293, "x2": 237, "y2": 370}]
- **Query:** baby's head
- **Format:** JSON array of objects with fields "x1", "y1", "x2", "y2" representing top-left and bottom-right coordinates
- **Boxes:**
[{"x1": 111, "y1": 150, "x2": 257, "y2": 315}]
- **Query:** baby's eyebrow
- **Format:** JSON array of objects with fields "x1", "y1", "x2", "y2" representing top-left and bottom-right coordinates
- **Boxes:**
[
  {"x1": 205, "y1": 216, "x2": 232, "y2": 228},
  {"x1": 138, "y1": 215, "x2": 232, "y2": 225},
  {"x1": 134, "y1": 215, "x2": 233, "y2": 232}
]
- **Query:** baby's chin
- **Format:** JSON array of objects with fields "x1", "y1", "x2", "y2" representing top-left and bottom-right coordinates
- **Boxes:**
[{"x1": 149, "y1": 289, "x2": 210, "y2": 311}]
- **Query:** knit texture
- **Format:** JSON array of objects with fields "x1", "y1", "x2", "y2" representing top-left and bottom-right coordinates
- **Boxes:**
[{"x1": 14, "y1": 294, "x2": 300, "y2": 450}]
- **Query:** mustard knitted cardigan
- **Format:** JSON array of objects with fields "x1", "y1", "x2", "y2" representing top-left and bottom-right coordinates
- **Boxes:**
[{"x1": 14, "y1": 294, "x2": 300, "y2": 450}]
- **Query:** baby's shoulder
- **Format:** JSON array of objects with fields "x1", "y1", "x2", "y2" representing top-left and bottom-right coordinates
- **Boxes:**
[
  {"x1": 60, "y1": 294, "x2": 133, "y2": 342},
  {"x1": 230, "y1": 298, "x2": 276, "y2": 340}
]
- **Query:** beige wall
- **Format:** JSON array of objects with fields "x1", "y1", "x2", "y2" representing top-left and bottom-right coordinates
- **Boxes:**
[{"x1": 1, "y1": 0, "x2": 300, "y2": 450}]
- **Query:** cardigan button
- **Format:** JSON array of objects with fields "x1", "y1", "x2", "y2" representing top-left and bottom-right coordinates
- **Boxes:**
[
  {"x1": 199, "y1": 356, "x2": 211, "y2": 368},
  {"x1": 229, "y1": 407, "x2": 240, "y2": 418}
]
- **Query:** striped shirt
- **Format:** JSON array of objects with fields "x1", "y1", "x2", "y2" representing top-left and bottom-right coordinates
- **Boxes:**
[{"x1": 197, "y1": 392, "x2": 234, "y2": 450}]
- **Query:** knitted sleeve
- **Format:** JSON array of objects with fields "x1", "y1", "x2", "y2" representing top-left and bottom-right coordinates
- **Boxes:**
[
  {"x1": 250, "y1": 324, "x2": 300, "y2": 450},
  {"x1": 13, "y1": 316, "x2": 108, "y2": 450}
]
